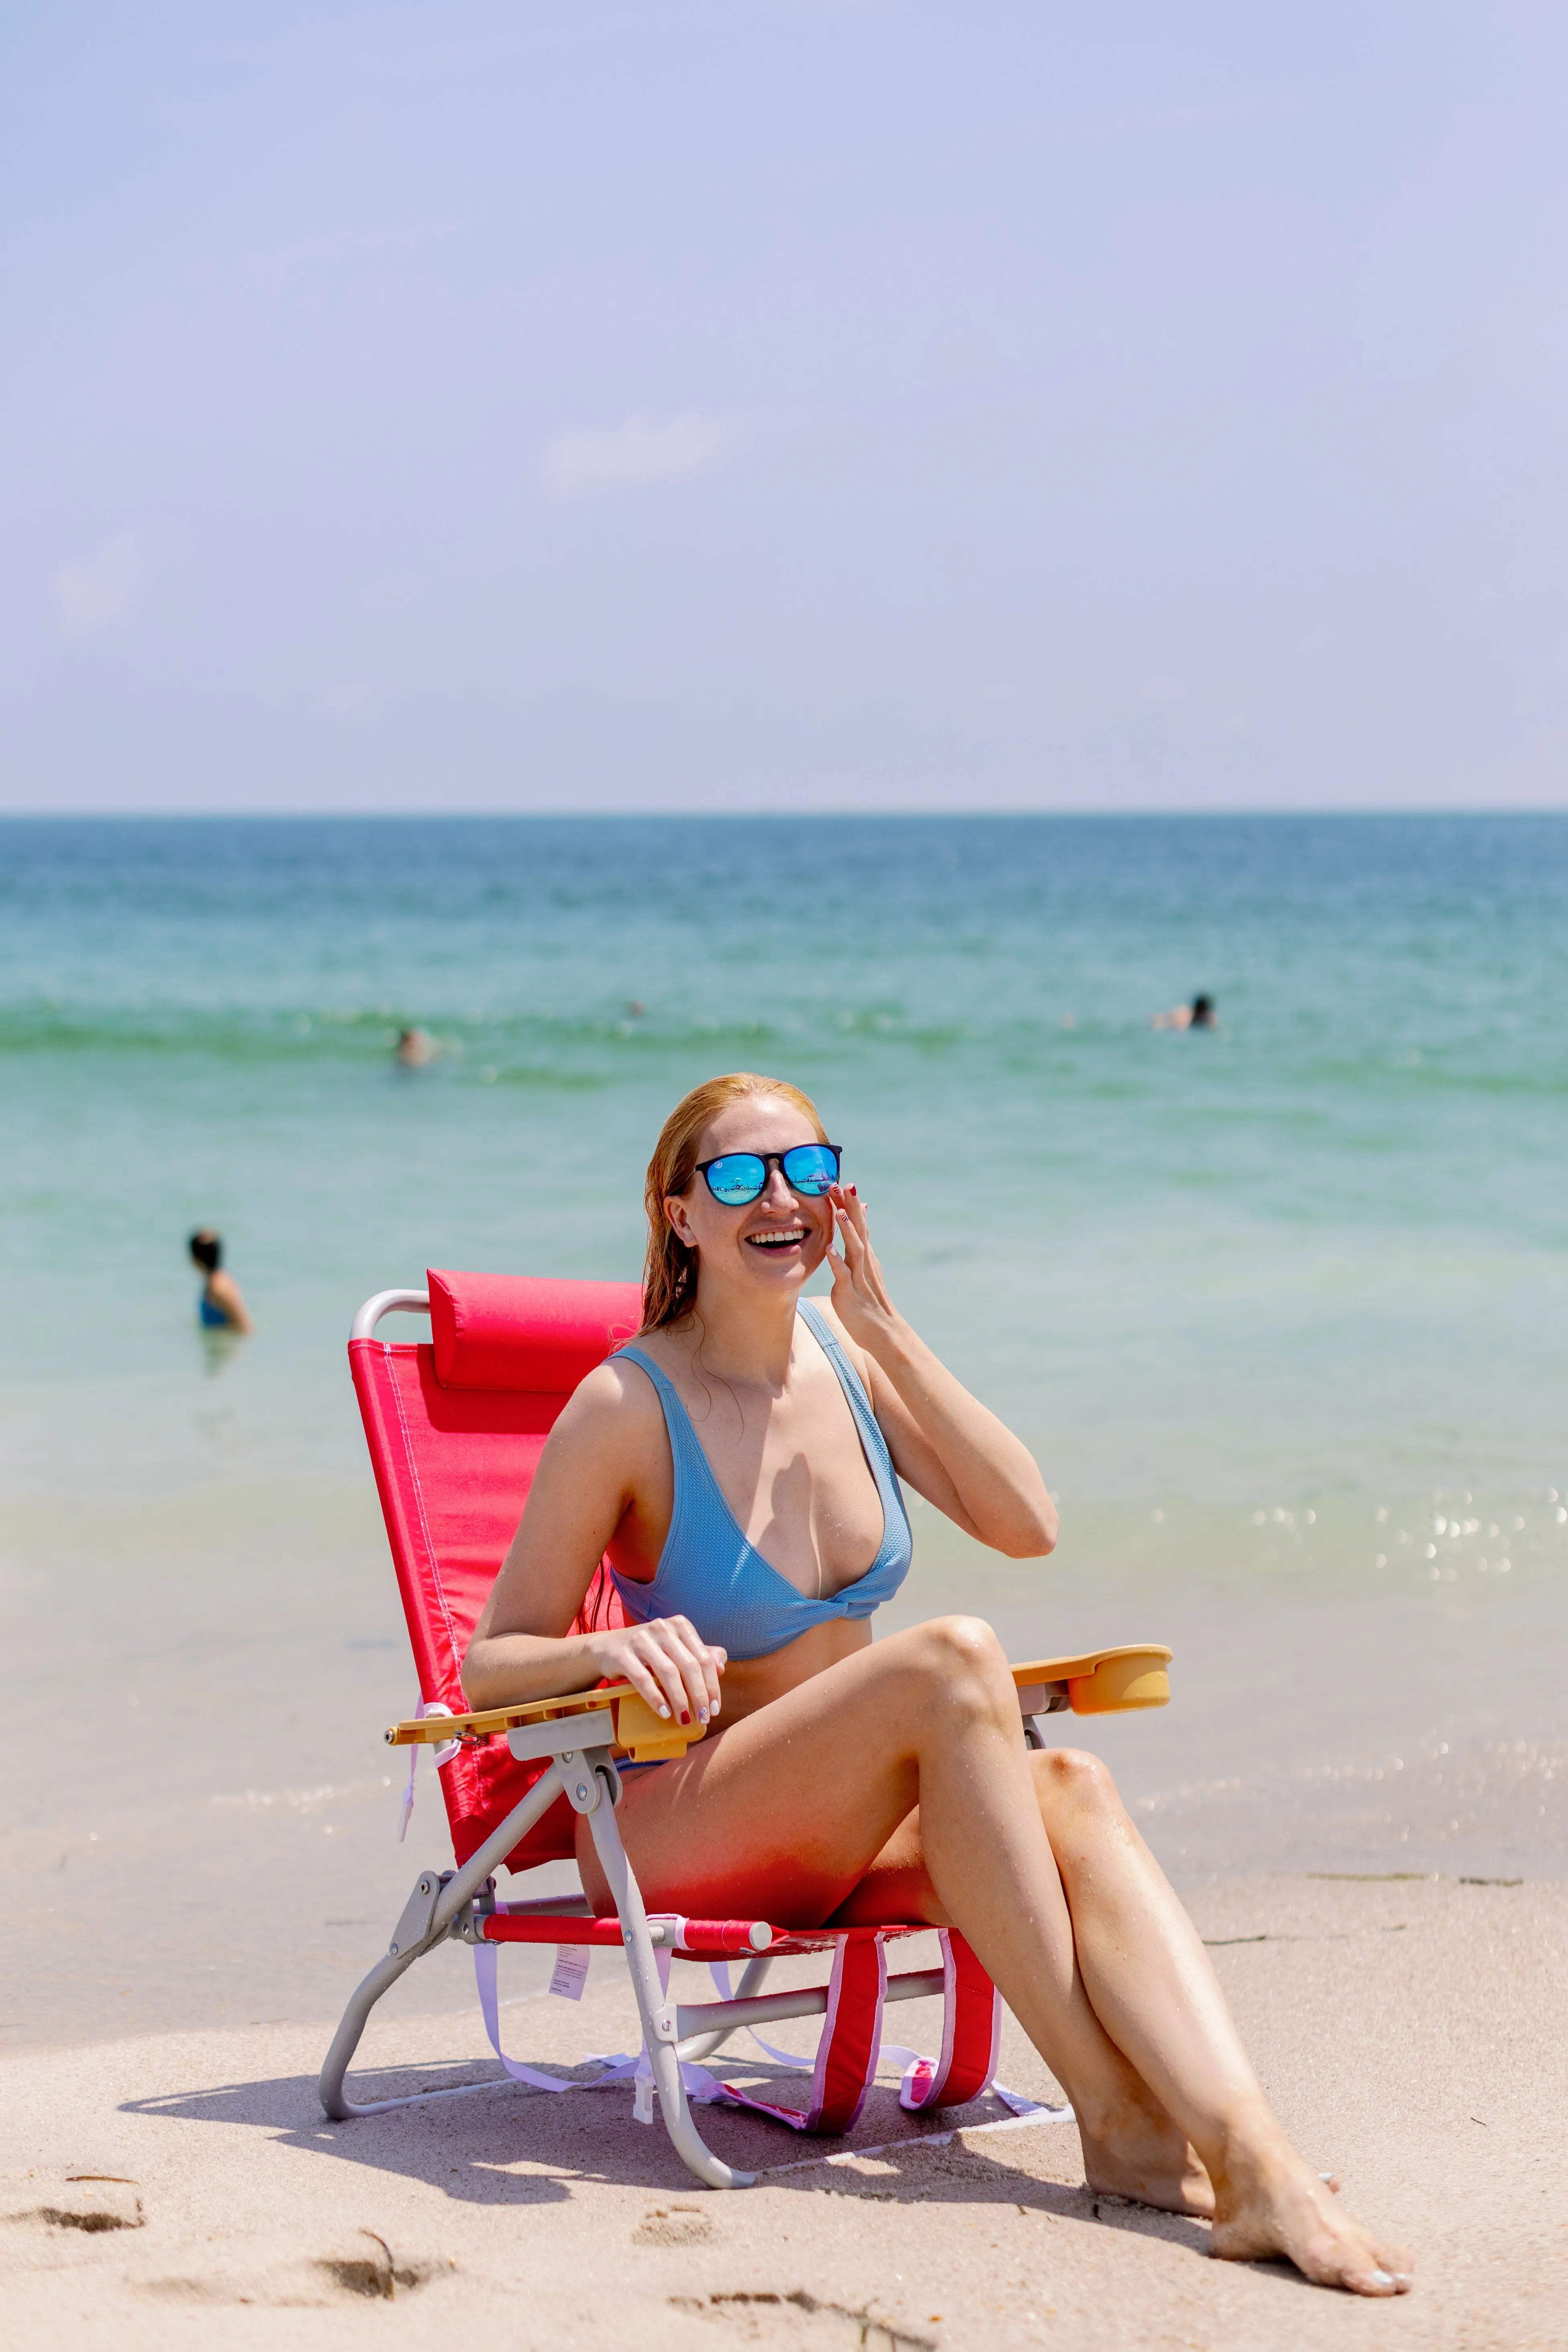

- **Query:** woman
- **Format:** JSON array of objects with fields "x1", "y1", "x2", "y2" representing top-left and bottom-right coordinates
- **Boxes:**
[
  {"x1": 188, "y1": 1228, "x2": 253, "y2": 1334},
  {"x1": 466, "y1": 1072, "x2": 1409, "y2": 2297}
]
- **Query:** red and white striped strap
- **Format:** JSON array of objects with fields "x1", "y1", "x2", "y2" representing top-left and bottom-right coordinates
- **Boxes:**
[
  {"x1": 716, "y1": 1928, "x2": 1002, "y2": 2135},
  {"x1": 721, "y1": 1933, "x2": 888, "y2": 2135},
  {"x1": 882, "y1": 1929, "x2": 1002, "y2": 2111}
]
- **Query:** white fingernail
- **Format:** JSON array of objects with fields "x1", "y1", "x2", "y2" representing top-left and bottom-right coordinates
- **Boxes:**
[
  {"x1": 658, "y1": 1704, "x2": 670, "y2": 1719},
  {"x1": 1372, "y1": 2271, "x2": 1393, "y2": 2287}
]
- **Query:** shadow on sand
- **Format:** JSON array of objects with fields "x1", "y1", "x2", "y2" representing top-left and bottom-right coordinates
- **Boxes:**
[{"x1": 119, "y1": 2055, "x2": 1218, "y2": 2269}]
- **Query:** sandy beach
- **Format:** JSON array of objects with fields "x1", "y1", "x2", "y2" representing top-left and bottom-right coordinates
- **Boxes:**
[
  {"x1": 6, "y1": 1471, "x2": 1564, "y2": 2352},
  {"x1": 4, "y1": 1874, "x2": 1564, "y2": 2351}
]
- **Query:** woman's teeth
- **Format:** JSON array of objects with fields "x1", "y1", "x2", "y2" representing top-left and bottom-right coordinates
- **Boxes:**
[{"x1": 747, "y1": 1228, "x2": 806, "y2": 1248}]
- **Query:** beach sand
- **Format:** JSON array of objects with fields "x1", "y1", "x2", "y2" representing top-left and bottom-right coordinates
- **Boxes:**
[{"x1": 4, "y1": 1875, "x2": 1563, "y2": 2352}]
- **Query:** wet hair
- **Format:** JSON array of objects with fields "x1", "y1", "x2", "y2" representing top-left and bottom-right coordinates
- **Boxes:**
[
  {"x1": 189, "y1": 1229, "x2": 222, "y2": 1273},
  {"x1": 1191, "y1": 995, "x2": 1214, "y2": 1022},
  {"x1": 639, "y1": 1071, "x2": 830, "y2": 1333}
]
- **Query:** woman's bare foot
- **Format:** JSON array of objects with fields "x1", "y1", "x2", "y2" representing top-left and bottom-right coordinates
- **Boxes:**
[
  {"x1": 1078, "y1": 2097, "x2": 1215, "y2": 2219},
  {"x1": 1209, "y1": 2136, "x2": 1412, "y2": 2295}
]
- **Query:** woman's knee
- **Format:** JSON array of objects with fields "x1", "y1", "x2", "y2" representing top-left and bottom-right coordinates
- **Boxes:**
[
  {"x1": 1033, "y1": 1745, "x2": 1125, "y2": 1821},
  {"x1": 905, "y1": 1614, "x2": 1015, "y2": 1718}
]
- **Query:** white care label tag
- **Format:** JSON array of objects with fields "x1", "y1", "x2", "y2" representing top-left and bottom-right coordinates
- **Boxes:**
[{"x1": 549, "y1": 1947, "x2": 590, "y2": 2002}]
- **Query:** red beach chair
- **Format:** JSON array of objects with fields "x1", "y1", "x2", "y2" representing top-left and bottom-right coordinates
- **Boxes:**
[{"x1": 320, "y1": 1270, "x2": 1173, "y2": 2189}]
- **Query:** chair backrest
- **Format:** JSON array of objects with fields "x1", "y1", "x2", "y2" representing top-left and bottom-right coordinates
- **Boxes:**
[{"x1": 350, "y1": 1268, "x2": 643, "y2": 1869}]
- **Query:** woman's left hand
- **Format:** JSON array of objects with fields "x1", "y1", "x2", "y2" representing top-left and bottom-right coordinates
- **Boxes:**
[{"x1": 822, "y1": 1184, "x2": 902, "y2": 1354}]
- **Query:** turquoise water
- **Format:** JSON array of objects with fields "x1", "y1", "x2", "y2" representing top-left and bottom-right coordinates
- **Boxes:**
[
  {"x1": 4, "y1": 814, "x2": 1566, "y2": 2042},
  {"x1": 2, "y1": 814, "x2": 1564, "y2": 1528}
]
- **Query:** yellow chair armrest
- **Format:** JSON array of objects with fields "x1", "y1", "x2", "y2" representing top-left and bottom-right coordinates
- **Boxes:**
[
  {"x1": 384, "y1": 1682, "x2": 706, "y2": 1764},
  {"x1": 382, "y1": 1642, "x2": 1170, "y2": 1762},
  {"x1": 1011, "y1": 1644, "x2": 1173, "y2": 1715}
]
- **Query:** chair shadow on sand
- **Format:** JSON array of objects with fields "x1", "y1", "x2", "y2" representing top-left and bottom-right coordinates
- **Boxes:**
[{"x1": 118, "y1": 2057, "x2": 1217, "y2": 2264}]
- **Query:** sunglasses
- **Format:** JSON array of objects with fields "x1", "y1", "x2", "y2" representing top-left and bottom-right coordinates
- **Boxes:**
[{"x1": 694, "y1": 1143, "x2": 842, "y2": 1207}]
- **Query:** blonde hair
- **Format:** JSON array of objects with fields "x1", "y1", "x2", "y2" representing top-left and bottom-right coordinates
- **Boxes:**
[{"x1": 641, "y1": 1072, "x2": 830, "y2": 1331}]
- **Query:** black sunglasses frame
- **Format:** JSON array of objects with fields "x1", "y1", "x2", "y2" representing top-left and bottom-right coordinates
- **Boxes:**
[{"x1": 692, "y1": 1144, "x2": 843, "y2": 1206}]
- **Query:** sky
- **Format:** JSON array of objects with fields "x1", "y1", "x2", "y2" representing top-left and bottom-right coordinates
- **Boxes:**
[{"x1": 4, "y1": 1, "x2": 1567, "y2": 815}]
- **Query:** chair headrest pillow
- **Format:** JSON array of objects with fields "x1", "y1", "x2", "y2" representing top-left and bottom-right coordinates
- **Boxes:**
[{"x1": 427, "y1": 1269, "x2": 644, "y2": 1394}]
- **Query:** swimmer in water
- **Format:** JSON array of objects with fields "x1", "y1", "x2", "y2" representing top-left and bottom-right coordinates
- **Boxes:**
[
  {"x1": 395, "y1": 1027, "x2": 438, "y2": 1068},
  {"x1": 1152, "y1": 995, "x2": 1217, "y2": 1031},
  {"x1": 189, "y1": 1229, "x2": 253, "y2": 1334}
]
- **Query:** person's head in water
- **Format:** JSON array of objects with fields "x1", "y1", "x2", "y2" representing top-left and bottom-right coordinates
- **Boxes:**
[
  {"x1": 189, "y1": 1228, "x2": 222, "y2": 1273},
  {"x1": 396, "y1": 1026, "x2": 437, "y2": 1067},
  {"x1": 1190, "y1": 995, "x2": 1216, "y2": 1027}
]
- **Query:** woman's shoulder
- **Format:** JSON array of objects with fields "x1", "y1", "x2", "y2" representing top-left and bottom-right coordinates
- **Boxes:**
[{"x1": 549, "y1": 1348, "x2": 669, "y2": 1460}]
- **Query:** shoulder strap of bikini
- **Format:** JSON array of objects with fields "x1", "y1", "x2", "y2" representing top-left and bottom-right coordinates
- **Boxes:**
[
  {"x1": 609, "y1": 1342, "x2": 708, "y2": 1476},
  {"x1": 796, "y1": 1298, "x2": 856, "y2": 1381},
  {"x1": 797, "y1": 1300, "x2": 894, "y2": 1464},
  {"x1": 610, "y1": 1339, "x2": 668, "y2": 1389}
]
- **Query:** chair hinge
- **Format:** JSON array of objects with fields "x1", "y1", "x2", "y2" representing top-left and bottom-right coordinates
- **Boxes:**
[{"x1": 387, "y1": 1866, "x2": 452, "y2": 1957}]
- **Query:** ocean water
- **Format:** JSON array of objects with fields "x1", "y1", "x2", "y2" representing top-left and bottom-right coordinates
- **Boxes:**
[
  {"x1": 2, "y1": 814, "x2": 1565, "y2": 2043},
  {"x1": 4, "y1": 813, "x2": 1565, "y2": 1510}
]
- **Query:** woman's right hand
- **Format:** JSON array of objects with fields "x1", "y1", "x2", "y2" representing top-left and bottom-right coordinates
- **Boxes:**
[{"x1": 594, "y1": 1615, "x2": 726, "y2": 1728}]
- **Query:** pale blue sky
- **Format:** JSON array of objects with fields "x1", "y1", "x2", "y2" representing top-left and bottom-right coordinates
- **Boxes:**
[{"x1": 4, "y1": 2, "x2": 1566, "y2": 812}]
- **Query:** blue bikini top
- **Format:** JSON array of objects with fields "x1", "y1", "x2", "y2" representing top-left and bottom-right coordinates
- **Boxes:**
[{"x1": 607, "y1": 1300, "x2": 913, "y2": 1661}]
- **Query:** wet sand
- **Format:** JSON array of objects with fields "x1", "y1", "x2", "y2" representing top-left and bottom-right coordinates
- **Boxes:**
[{"x1": 4, "y1": 1876, "x2": 1564, "y2": 2350}]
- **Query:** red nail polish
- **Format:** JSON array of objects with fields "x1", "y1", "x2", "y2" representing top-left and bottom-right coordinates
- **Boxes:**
[{"x1": 680, "y1": 1710, "x2": 691, "y2": 1726}]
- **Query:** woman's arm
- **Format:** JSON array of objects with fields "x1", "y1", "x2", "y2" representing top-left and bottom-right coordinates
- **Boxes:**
[
  {"x1": 209, "y1": 1270, "x2": 254, "y2": 1334},
  {"x1": 463, "y1": 1360, "x2": 727, "y2": 1726},
  {"x1": 819, "y1": 1185, "x2": 1058, "y2": 1559}
]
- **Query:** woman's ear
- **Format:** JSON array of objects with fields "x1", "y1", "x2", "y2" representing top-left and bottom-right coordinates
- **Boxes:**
[{"x1": 665, "y1": 1192, "x2": 698, "y2": 1250}]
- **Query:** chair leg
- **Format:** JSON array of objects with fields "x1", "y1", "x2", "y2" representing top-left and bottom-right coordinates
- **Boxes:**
[
  {"x1": 582, "y1": 1771, "x2": 756, "y2": 2190},
  {"x1": 677, "y1": 1955, "x2": 775, "y2": 2063},
  {"x1": 319, "y1": 1762, "x2": 566, "y2": 2120}
]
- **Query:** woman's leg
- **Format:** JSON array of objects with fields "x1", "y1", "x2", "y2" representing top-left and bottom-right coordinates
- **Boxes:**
[
  {"x1": 839, "y1": 1748, "x2": 1333, "y2": 2214},
  {"x1": 579, "y1": 1616, "x2": 1410, "y2": 2295},
  {"x1": 830, "y1": 1756, "x2": 1215, "y2": 2218},
  {"x1": 1013, "y1": 1748, "x2": 1408, "y2": 2285}
]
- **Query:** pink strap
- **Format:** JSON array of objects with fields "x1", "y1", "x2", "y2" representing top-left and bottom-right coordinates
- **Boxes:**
[
  {"x1": 723, "y1": 1933, "x2": 887, "y2": 2134},
  {"x1": 894, "y1": 1929, "x2": 1001, "y2": 2111},
  {"x1": 722, "y1": 1928, "x2": 1001, "y2": 2136}
]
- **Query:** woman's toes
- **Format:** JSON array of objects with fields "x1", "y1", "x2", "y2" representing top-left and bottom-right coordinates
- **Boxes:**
[
  {"x1": 1335, "y1": 2236, "x2": 1413, "y2": 2296},
  {"x1": 1211, "y1": 2164, "x2": 1412, "y2": 2298},
  {"x1": 1352, "y1": 2265, "x2": 1408, "y2": 2297}
]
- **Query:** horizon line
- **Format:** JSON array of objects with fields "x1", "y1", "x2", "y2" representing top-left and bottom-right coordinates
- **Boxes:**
[{"x1": 1, "y1": 804, "x2": 1563, "y2": 824}]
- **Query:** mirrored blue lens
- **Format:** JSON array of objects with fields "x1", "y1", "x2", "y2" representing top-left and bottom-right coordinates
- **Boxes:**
[
  {"x1": 704, "y1": 1153, "x2": 767, "y2": 1204},
  {"x1": 781, "y1": 1145, "x2": 840, "y2": 1195}
]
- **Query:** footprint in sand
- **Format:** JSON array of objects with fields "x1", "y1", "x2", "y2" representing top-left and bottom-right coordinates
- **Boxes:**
[
  {"x1": 635, "y1": 2203, "x2": 716, "y2": 2246},
  {"x1": 137, "y1": 2229, "x2": 450, "y2": 2306},
  {"x1": 0, "y1": 2172, "x2": 144, "y2": 2235},
  {"x1": 671, "y1": 2287, "x2": 936, "y2": 2350}
]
